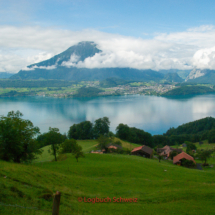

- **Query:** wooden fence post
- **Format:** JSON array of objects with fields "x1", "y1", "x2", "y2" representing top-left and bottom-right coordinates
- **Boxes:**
[{"x1": 52, "y1": 191, "x2": 61, "y2": 215}]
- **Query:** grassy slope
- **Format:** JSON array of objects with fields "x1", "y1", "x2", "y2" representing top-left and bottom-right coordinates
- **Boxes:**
[
  {"x1": 1, "y1": 153, "x2": 215, "y2": 215},
  {"x1": 35, "y1": 138, "x2": 140, "y2": 162}
]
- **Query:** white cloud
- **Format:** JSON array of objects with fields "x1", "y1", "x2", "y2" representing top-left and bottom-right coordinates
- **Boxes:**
[
  {"x1": 1, "y1": 25, "x2": 215, "y2": 73},
  {"x1": 61, "y1": 54, "x2": 80, "y2": 67},
  {"x1": 22, "y1": 64, "x2": 57, "y2": 71},
  {"x1": 192, "y1": 46, "x2": 215, "y2": 70}
]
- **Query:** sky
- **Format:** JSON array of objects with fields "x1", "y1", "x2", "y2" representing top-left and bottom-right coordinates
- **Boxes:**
[{"x1": 1, "y1": 0, "x2": 215, "y2": 73}]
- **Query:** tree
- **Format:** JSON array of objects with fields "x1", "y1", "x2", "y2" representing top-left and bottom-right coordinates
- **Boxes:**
[
  {"x1": 59, "y1": 139, "x2": 78, "y2": 154},
  {"x1": 157, "y1": 154, "x2": 163, "y2": 163},
  {"x1": 169, "y1": 151, "x2": 179, "y2": 160},
  {"x1": 116, "y1": 123, "x2": 130, "y2": 140},
  {"x1": 180, "y1": 158, "x2": 195, "y2": 167},
  {"x1": 208, "y1": 129, "x2": 215, "y2": 143},
  {"x1": 152, "y1": 135, "x2": 170, "y2": 147},
  {"x1": 196, "y1": 149, "x2": 214, "y2": 165},
  {"x1": 186, "y1": 142, "x2": 197, "y2": 153},
  {"x1": 45, "y1": 127, "x2": 67, "y2": 161},
  {"x1": 73, "y1": 145, "x2": 85, "y2": 162},
  {"x1": 0, "y1": 110, "x2": 40, "y2": 163},
  {"x1": 97, "y1": 135, "x2": 111, "y2": 152},
  {"x1": 93, "y1": 117, "x2": 110, "y2": 138},
  {"x1": 68, "y1": 121, "x2": 93, "y2": 140}
]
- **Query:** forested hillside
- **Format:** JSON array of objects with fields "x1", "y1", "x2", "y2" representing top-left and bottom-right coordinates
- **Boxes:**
[
  {"x1": 162, "y1": 86, "x2": 215, "y2": 96},
  {"x1": 165, "y1": 117, "x2": 215, "y2": 136}
]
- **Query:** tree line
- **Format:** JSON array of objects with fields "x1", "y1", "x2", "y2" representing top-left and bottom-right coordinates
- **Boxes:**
[{"x1": 1, "y1": 111, "x2": 215, "y2": 164}]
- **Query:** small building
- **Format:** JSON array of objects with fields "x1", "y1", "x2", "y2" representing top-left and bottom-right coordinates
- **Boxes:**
[
  {"x1": 131, "y1": 145, "x2": 153, "y2": 158},
  {"x1": 106, "y1": 143, "x2": 123, "y2": 150},
  {"x1": 91, "y1": 150, "x2": 103, "y2": 154},
  {"x1": 182, "y1": 143, "x2": 187, "y2": 147},
  {"x1": 157, "y1": 145, "x2": 182, "y2": 158},
  {"x1": 199, "y1": 141, "x2": 203, "y2": 145},
  {"x1": 173, "y1": 152, "x2": 196, "y2": 165}
]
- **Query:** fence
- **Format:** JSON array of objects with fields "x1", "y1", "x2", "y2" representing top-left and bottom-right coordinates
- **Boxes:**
[{"x1": 0, "y1": 191, "x2": 65, "y2": 215}]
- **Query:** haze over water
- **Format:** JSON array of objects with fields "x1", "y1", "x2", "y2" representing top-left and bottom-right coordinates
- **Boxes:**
[{"x1": 1, "y1": 94, "x2": 215, "y2": 135}]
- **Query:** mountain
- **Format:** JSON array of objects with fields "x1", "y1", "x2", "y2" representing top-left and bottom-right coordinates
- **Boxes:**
[
  {"x1": 186, "y1": 69, "x2": 215, "y2": 84},
  {"x1": 0, "y1": 72, "x2": 14, "y2": 79},
  {"x1": 10, "y1": 41, "x2": 165, "y2": 82},
  {"x1": 164, "y1": 73, "x2": 184, "y2": 82},
  {"x1": 27, "y1": 41, "x2": 101, "y2": 69}
]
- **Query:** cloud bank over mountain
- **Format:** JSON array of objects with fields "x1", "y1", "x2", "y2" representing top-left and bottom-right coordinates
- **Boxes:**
[{"x1": 1, "y1": 25, "x2": 215, "y2": 73}]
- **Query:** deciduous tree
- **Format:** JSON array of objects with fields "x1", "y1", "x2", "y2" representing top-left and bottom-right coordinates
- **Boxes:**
[
  {"x1": 45, "y1": 127, "x2": 66, "y2": 161},
  {"x1": 0, "y1": 110, "x2": 40, "y2": 163}
]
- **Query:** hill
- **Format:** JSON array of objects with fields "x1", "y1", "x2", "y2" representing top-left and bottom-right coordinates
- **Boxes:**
[
  {"x1": 10, "y1": 41, "x2": 166, "y2": 82},
  {"x1": 162, "y1": 85, "x2": 215, "y2": 96},
  {"x1": 164, "y1": 117, "x2": 215, "y2": 136},
  {"x1": 99, "y1": 77, "x2": 130, "y2": 88},
  {"x1": 1, "y1": 152, "x2": 215, "y2": 215}
]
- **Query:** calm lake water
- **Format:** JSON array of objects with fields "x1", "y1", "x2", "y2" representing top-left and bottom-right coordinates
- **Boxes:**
[{"x1": 1, "y1": 94, "x2": 215, "y2": 135}]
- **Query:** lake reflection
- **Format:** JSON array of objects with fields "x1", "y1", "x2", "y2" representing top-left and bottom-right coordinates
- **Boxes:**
[{"x1": 1, "y1": 94, "x2": 215, "y2": 135}]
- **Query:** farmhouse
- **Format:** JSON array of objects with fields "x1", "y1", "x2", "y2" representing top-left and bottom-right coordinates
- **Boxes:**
[
  {"x1": 157, "y1": 145, "x2": 182, "y2": 158},
  {"x1": 106, "y1": 143, "x2": 123, "y2": 153},
  {"x1": 173, "y1": 152, "x2": 196, "y2": 165},
  {"x1": 131, "y1": 145, "x2": 153, "y2": 158},
  {"x1": 106, "y1": 143, "x2": 123, "y2": 150}
]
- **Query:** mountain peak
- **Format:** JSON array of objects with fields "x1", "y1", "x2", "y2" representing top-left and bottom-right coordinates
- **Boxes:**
[{"x1": 27, "y1": 41, "x2": 101, "y2": 69}]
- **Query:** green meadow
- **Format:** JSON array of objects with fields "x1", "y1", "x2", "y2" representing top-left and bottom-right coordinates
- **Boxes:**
[
  {"x1": 34, "y1": 138, "x2": 139, "y2": 163},
  {"x1": 1, "y1": 139, "x2": 215, "y2": 215}
]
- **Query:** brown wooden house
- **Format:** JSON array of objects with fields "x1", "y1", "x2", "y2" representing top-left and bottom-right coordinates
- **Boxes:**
[{"x1": 131, "y1": 145, "x2": 153, "y2": 158}]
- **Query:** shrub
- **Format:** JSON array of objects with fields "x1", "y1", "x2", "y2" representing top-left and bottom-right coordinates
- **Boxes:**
[
  {"x1": 181, "y1": 158, "x2": 195, "y2": 167},
  {"x1": 59, "y1": 139, "x2": 78, "y2": 154}
]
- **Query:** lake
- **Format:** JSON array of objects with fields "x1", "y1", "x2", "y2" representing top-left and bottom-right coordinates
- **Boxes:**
[{"x1": 1, "y1": 94, "x2": 215, "y2": 135}]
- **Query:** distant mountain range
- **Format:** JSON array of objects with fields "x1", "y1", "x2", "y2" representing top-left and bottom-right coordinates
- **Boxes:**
[
  {"x1": 0, "y1": 72, "x2": 14, "y2": 79},
  {"x1": 9, "y1": 41, "x2": 184, "y2": 83}
]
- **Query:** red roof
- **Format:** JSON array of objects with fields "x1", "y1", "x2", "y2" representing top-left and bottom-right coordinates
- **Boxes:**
[
  {"x1": 131, "y1": 146, "x2": 143, "y2": 153},
  {"x1": 108, "y1": 146, "x2": 117, "y2": 149},
  {"x1": 173, "y1": 152, "x2": 196, "y2": 164}
]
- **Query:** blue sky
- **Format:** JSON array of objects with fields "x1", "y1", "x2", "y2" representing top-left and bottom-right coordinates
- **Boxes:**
[
  {"x1": 2, "y1": 0, "x2": 215, "y2": 36},
  {"x1": 1, "y1": 0, "x2": 215, "y2": 72}
]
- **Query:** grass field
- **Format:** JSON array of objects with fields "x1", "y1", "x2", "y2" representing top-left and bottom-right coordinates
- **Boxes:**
[
  {"x1": 35, "y1": 138, "x2": 140, "y2": 163},
  {"x1": 1, "y1": 139, "x2": 215, "y2": 214},
  {"x1": 1, "y1": 150, "x2": 215, "y2": 214}
]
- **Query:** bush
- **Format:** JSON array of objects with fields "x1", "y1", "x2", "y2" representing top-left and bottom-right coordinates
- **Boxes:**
[
  {"x1": 181, "y1": 158, "x2": 195, "y2": 167},
  {"x1": 59, "y1": 139, "x2": 78, "y2": 154},
  {"x1": 169, "y1": 151, "x2": 178, "y2": 160}
]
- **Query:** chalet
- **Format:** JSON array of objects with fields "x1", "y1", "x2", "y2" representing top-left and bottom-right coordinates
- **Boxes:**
[
  {"x1": 182, "y1": 143, "x2": 187, "y2": 147},
  {"x1": 157, "y1": 145, "x2": 182, "y2": 158},
  {"x1": 131, "y1": 145, "x2": 153, "y2": 158},
  {"x1": 173, "y1": 152, "x2": 196, "y2": 165},
  {"x1": 106, "y1": 143, "x2": 122, "y2": 150},
  {"x1": 106, "y1": 143, "x2": 123, "y2": 153}
]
